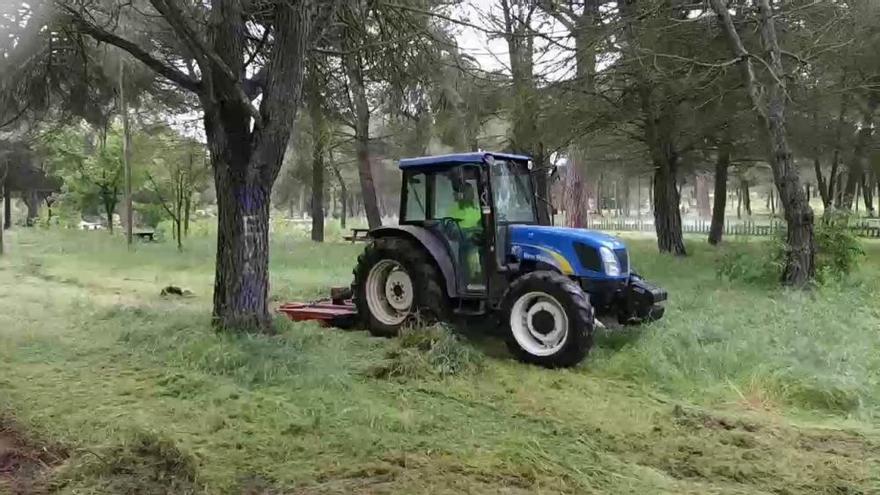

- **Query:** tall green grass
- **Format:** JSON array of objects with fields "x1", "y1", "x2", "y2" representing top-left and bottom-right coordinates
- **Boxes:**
[
  {"x1": 1, "y1": 226, "x2": 878, "y2": 493},
  {"x1": 588, "y1": 236, "x2": 880, "y2": 417}
]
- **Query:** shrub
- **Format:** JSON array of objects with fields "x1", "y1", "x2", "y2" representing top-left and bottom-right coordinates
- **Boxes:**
[
  {"x1": 716, "y1": 215, "x2": 863, "y2": 285},
  {"x1": 814, "y1": 212, "x2": 864, "y2": 281},
  {"x1": 715, "y1": 237, "x2": 784, "y2": 285}
]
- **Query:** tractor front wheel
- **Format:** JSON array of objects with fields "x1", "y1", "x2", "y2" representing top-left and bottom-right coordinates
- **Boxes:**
[
  {"x1": 353, "y1": 236, "x2": 448, "y2": 337},
  {"x1": 502, "y1": 271, "x2": 594, "y2": 368}
]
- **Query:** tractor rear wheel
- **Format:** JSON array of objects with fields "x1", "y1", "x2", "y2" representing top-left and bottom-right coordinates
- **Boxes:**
[
  {"x1": 352, "y1": 236, "x2": 448, "y2": 337},
  {"x1": 501, "y1": 271, "x2": 594, "y2": 368}
]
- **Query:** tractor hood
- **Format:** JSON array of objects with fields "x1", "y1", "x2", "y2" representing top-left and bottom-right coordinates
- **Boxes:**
[{"x1": 508, "y1": 225, "x2": 629, "y2": 279}]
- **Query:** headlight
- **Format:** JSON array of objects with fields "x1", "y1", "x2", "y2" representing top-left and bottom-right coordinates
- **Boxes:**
[{"x1": 599, "y1": 246, "x2": 621, "y2": 276}]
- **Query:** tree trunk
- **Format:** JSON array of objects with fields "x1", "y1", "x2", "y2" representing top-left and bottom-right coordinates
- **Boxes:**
[
  {"x1": 120, "y1": 60, "x2": 134, "y2": 247},
  {"x1": 103, "y1": 193, "x2": 115, "y2": 233},
  {"x1": 842, "y1": 95, "x2": 878, "y2": 210},
  {"x1": 184, "y1": 193, "x2": 192, "y2": 236},
  {"x1": 330, "y1": 160, "x2": 347, "y2": 230},
  {"x1": 711, "y1": 0, "x2": 815, "y2": 286},
  {"x1": 652, "y1": 155, "x2": 686, "y2": 255},
  {"x1": 620, "y1": 0, "x2": 685, "y2": 255},
  {"x1": 863, "y1": 171, "x2": 875, "y2": 216},
  {"x1": 0, "y1": 168, "x2": 6, "y2": 254},
  {"x1": 563, "y1": 160, "x2": 589, "y2": 228},
  {"x1": 741, "y1": 179, "x2": 751, "y2": 216},
  {"x1": 23, "y1": 190, "x2": 40, "y2": 226},
  {"x1": 826, "y1": 80, "x2": 851, "y2": 209},
  {"x1": 45, "y1": 197, "x2": 54, "y2": 225},
  {"x1": 342, "y1": 49, "x2": 381, "y2": 229},
  {"x1": 3, "y1": 184, "x2": 10, "y2": 230},
  {"x1": 211, "y1": 162, "x2": 272, "y2": 330},
  {"x1": 736, "y1": 185, "x2": 742, "y2": 219},
  {"x1": 708, "y1": 139, "x2": 731, "y2": 245},
  {"x1": 308, "y1": 72, "x2": 326, "y2": 243},
  {"x1": 814, "y1": 158, "x2": 829, "y2": 207},
  {"x1": 176, "y1": 217, "x2": 183, "y2": 251},
  {"x1": 646, "y1": 112, "x2": 686, "y2": 255},
  {"x1": 311, "y1": 155, "x2": 324, "y2": 243}
]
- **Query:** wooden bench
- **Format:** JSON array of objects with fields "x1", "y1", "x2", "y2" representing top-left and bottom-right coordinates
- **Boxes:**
[{"x1": 343, "y1": 228, "x2": 371, "y2": 243}]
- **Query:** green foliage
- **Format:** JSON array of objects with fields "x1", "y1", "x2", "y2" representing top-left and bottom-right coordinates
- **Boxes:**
[
  {"x1": 814, "y1": 213, "x2": 865, "y2": 281},
  {"x1": 715, "y1": 238, "x2": 785, "y2": 285},
  {"x1": 136, "y1": 202, "x2": 169, "y2": 228},
  {"x1": 39, "y1": 124, "x2": 124, "y2": 222},
  {"x1": 716, "y1": 216, "x2": 864, "y2": 286}
]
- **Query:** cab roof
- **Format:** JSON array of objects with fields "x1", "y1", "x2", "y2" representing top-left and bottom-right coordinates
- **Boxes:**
[{"x1": 398, "y1": 151, "x2": 531, "y2": 170}]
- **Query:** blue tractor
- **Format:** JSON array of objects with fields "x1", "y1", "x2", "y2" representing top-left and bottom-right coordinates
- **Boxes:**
[{"x1": 352, "y1": 152, "x2": 666, "y2": 367}]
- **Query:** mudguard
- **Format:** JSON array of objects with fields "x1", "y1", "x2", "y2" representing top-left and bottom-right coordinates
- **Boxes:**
[{"x1": 368, "y1": 225, "x2": 459, "y2": 298}]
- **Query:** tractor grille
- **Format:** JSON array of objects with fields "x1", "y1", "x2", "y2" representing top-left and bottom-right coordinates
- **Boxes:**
[
  {"x1": 614, "y1": 248, "x2": 630, "y2": 273},
  {"x1": 573, "y1": 243, "x2": 602, "y2": 272}
]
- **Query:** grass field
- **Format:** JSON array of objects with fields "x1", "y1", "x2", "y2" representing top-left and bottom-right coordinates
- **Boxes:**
[{"x1": 1, "y1": 226, "x2": 879, "y2": 494}]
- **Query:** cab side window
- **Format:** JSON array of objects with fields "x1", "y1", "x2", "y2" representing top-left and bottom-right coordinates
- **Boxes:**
[
  {"x1": 404, "y1": 172, "x2": 427, "y2": 221},
  {"x1": 434, "y1": 167, "x2": 480, "y2": 219}
]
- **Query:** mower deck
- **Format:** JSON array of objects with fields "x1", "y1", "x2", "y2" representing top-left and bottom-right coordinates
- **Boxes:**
[{"x1": 278, "y1": 300, "x2": 358, "y2": 328}]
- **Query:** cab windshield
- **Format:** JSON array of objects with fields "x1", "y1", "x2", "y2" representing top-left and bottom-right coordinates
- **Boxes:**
[{"x1": 491, "y1": 160, "x2": 536, "y2": 223}]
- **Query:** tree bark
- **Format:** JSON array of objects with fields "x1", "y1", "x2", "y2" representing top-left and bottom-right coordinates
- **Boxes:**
[
  {"x1": 708, "y1": 139, "x2": 731, "y2": 245},
  {"x1": 342, "y1": 41, "x2": 381, "y2": 229},
  {"x1": 310, "y1": 135, "x2": 325, "y2": 243},
  {"x1": 814, "y1": 158, "x2": 829, "y2": 207},
  {"x1": 23, "y1": 190, "x2": 39, "y2": 226},
  {"x1": 102, "y1": 188, "x2": 116, "y2": 233},
  {"x1": 0, "y1": 165, "x2": 6, "y2": 254},
  {"x1": 308, "y1": 69, "x2": 326, "y2": 243},
  {"x1": 711, "y1": 0, "x2": 815, "y2": 286},
  {"x1": 646, "y1": 110, "x2": 686, "y2": 255},
  {"x1": 863, "y1": 171, "x2": 875, "y2": 216},
  {"x1": 204, "y1": 2, "x2": 321, "y2": 330},
  {"x1": 563, "y1": 160, "x2": 589, "y2": 228},
  {"x1": 184, "y1": 193, "x2": 191, "y2": 236},
  {"x1": 3, "y1": 183, "x2": 10, "y2": 230},
  {"x1": 120, "y1": 60, "x2": 134, "y2": 247},
  {"x1": 741, "y1": 178, "x2": 751, "y2": 216},
  {"x1": 330, "y1": 160, "x2": 347, "y2": 230}
]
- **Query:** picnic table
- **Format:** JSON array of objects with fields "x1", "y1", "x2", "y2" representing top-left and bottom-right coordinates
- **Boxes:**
[
  {"x1": 134, "y1": 231, "x2": 156, "y2": 242},
  {"x1": 343, "y1": 228, "x2": 370, "y2": 243}
]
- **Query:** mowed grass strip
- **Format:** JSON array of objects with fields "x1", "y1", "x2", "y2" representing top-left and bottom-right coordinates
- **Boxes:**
[{"x1": 0, "y1": 228, "x2": 878, "y2": 494}]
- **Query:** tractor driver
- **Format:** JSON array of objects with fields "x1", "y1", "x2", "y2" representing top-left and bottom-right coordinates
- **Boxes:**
[{"x1": 448, "y1": 178, "x2": 484, "y2": 288}]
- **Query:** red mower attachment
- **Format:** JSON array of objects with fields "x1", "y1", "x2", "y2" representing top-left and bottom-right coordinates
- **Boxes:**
[{"x1": 278, "y1": 287, "x2": 358, "y2": 329}]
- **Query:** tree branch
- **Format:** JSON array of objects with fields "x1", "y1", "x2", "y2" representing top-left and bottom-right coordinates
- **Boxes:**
[{"x1": 64, "y1": 13, "x2": 200, "y2": 93}]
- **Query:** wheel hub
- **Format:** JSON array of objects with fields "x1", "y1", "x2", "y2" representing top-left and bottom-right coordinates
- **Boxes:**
[
  {"x1": 530, "y1": 309, "x2": 556, "y2": 335},
  {"x1": 365, "y1": 260, "x2": 414, "y2": 326},
  {"x1": 384, "y1": 269, "x2": 414, "y2": 311},
  {"x1": 510, "y1": 292, "x2": 570, "y2": 356}
]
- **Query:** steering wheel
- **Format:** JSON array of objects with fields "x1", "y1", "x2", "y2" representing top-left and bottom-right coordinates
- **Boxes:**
[{"x1": 436, "y1": 216, "x2": 464, "y2": 239}]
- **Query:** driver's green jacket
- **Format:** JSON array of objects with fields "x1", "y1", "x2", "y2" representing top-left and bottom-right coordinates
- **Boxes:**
[{"x1": 448, "y1": 202, "x2": 482, "y2": 230}]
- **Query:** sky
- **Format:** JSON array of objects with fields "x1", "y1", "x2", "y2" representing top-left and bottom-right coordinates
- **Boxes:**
[
  {"x1": 448, "y1": 0, "x2": 575, "y2": 81},
  {"x1": 450, "y1": 0, "x2": 511, "y2": 72}
]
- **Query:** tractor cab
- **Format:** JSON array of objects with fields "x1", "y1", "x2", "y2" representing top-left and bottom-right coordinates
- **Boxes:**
[
  {"x1": 349, "y1": 151, "x2": 667, "y2": 368},
  {"x1": 398, "y1": 152, "x2": 538, "y2": 300}
]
